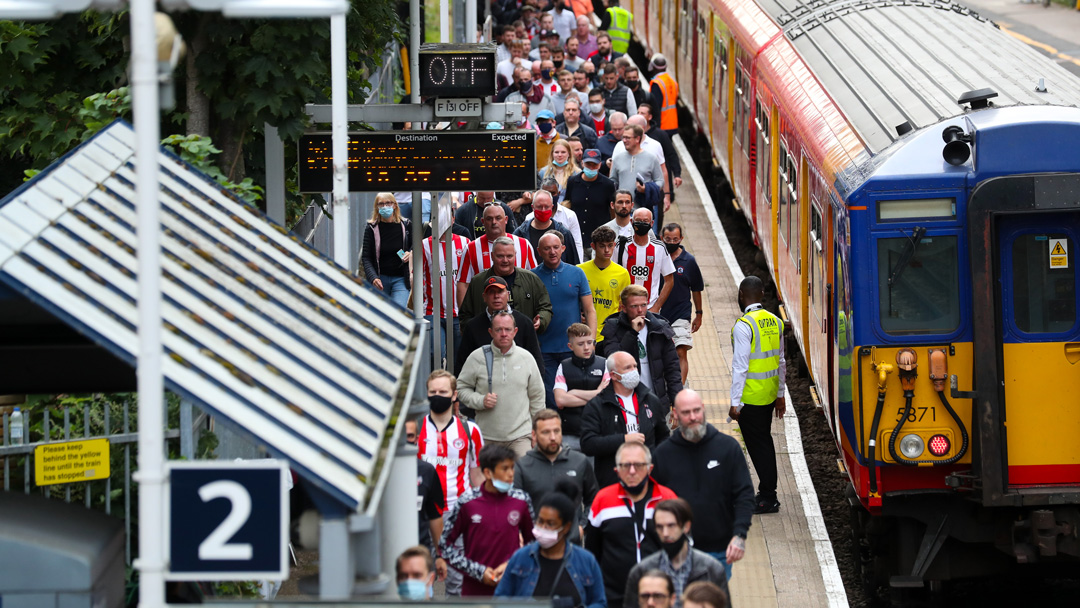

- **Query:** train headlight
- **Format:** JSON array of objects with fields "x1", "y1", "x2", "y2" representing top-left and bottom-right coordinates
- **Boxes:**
[
  {"x1": 900, "y1": 434, "x2": 925, "y2": 459},
  {"x1": 928, "y1": 434, "x2": 951, "y2": 457}
]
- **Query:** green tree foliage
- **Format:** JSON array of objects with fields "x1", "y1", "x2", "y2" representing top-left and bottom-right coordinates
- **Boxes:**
[{"x1": 0, "y1": 1, "x2": 402, "y2": 222}]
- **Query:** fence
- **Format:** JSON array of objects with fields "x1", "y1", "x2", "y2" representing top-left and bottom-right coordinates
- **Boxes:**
[{"x1": 0, "y1": 398, "x2": 206, "y2": 564}]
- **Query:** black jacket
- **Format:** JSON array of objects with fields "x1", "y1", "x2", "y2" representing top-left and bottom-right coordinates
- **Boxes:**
[
  {"x1": 599, "y1": 312, "x2": 683, "y2": 407},
  {"x1": 361, "y1": 219, "x2": 412, "y2": 289},
  {"x1": 580, "y1": 383, "x2": 670, "y2": 488},
  {"x1": 513, "y1": 446, "x2": 599, "y2": 543},
  {"x1": 651, "y1": 424, "x2": 755, "y2": 552},
  {"x1": 454, "y1": 309, "x2": 545, "y2": 377}
]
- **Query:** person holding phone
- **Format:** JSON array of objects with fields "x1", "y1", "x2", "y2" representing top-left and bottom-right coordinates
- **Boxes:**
[{"x1": 362, "y1": 192, "x2": 413, "y2": 307}]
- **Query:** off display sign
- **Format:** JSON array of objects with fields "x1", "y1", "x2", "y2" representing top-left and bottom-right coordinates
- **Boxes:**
[{"x1": 435, "y1": 98, "x2": 482, "y2": 117}]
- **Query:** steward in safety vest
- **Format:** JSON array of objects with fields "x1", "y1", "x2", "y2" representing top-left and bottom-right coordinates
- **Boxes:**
[
  {"x1": 648, "y1": 53, "x2": 680, "y2": 135},
  {"x1": 603, "y1": 1, "x2": 633, "y2": 54},
  {"x1": 728, "y1": 275, "x2": 786, "y2": 514}
]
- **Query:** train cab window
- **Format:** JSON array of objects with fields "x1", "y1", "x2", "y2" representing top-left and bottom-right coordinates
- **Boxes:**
[
  {"x1": 1012, "y1": 234, "x2": 1076, "y2": 334},
  {"x1": 810, "y1": 205, "x2": 823, "y2": 305},
  {"x1": 756, "y1": 100, "x2": 771, "y2": 203},
  {"x1": 877, "y1": 234, "x2": 961, "y2": 334}
]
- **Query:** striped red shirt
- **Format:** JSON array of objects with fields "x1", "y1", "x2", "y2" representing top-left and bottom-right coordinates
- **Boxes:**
[
  {"x1": 456, "y1": 234, "x2": 537, "y2": 285},
  {"x1": 422, "y1": 234, "x2": 470, "y2": 317},
  {"x1": 417, "y1": 414, "x2": 484, "y2": 509}
]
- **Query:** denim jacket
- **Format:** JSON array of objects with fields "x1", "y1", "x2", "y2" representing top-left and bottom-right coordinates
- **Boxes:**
[{"x1": 494, "y1": 542, "x2": 607, "y2": 608}]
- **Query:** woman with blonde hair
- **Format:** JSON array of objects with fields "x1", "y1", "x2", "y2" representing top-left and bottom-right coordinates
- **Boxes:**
[
  {"x1": 536, "y1": 139, "x2": 579, "y2": 204},
  {"x1": 361, "y1": 192, "x2": 412, "y2": 307}
]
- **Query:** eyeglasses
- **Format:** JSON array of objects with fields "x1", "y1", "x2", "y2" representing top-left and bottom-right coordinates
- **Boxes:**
[
  {"x1": 616, "y1": 462, "x2": 649, "y2": 471},
  {"x1": 639, "y1": 593, "x2": 670, "y2": 602}
]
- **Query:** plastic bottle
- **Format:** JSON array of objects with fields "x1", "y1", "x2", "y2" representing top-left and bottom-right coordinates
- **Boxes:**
[{"x1": 9, "y1": 406, "x2": 24, "y2": 446}]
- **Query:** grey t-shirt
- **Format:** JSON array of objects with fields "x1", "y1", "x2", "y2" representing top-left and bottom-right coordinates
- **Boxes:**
[{"x1": 609, "y1": 149, "x2": 664, "y2": 194}]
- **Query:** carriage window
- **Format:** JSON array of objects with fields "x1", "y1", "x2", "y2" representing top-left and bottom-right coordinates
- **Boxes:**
[
  {"x1": 756, "y1": 101, "x2": 770, "y2": 202},
  {"x1": 788, "y1": 156, "x2": 799, "y2": 263},
  {"x1": 734, "y1": 65, "x2": 745, "y2": 146},
  {"x1": 1012, "y1": 234, "x2": 1076, "y2": 334},
  {"x1": 877, "y1": 234, "x2": 961, "y2": 334},
  {"x1": 715, "y1": 39, "x2": 727, "y2": 113},
  {"x1": 778, "y1": 143, "x2": 788, "y2": 244}
]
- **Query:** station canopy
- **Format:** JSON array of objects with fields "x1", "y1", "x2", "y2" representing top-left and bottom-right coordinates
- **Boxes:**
[{"x1": 0, "y1": 121, "x2": 421, "y2": 511}]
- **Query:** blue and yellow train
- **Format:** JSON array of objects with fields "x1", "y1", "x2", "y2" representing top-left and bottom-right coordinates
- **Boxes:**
[{"x1": 629, "y1": 0, "x2": 1080, "y2": 590}]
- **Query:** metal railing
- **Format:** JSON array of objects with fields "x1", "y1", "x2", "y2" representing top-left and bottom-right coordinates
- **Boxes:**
[{"x1": 0, "y1": 399, "x2": 205, "y2": 564}]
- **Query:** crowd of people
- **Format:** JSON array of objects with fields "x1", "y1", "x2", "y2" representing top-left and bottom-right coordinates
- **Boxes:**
[{"x1": 383, "y1": 2, "x2": 792, "y2": 607}]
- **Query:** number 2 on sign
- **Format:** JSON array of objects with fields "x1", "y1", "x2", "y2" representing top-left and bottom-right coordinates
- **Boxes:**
[{"x1": 198, "y1": 480, "x2": 254, "y2": 560}]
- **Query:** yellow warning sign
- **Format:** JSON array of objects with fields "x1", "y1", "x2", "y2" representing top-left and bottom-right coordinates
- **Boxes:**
[
  {"x1": 34, "y1": 438, "x2": 110, "y2": 486},
  {"x1": 1049, "y1": 238, "x2": 1069, "y2": 269}
]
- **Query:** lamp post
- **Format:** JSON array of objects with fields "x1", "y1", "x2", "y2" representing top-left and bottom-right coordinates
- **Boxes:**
[{"x1": 0, "y1": 2, "x2": 347, "y2": 607}]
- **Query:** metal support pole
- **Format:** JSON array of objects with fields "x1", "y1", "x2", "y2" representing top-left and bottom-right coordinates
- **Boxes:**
[
  {"x1": 440, "y1": 0, "x2": 450, "y2": 43},
  {"x1": 379, "y1": 445, "x2": 419, "y2": 593},
  {"x1": 131, "y1": 0, "x2": 165, "y2": 606},
  {"x1": 431, "y1": 194, "x2": 442, "y2": 366},
  {"x1": 179, "y1": 399, "x2": 194, "y2": 459},
  {"x1": 466, "y1": 0, "x2": 477, "y2": 43},
  {"x1": 320, "y1": 517, "x2": 354, "y2": 599},
  {"x1": 331, "y1": 14, "x2": 350, "y2": 268},
  {"x1": 411, "y1": 0, "x2": 424, "y2": 324},
  {"x1": 443, "y1": 196, "x2": 455, "y2": 372},
  {"x1": 264, "y1": 123, "x2": 286, "y2": 225}
]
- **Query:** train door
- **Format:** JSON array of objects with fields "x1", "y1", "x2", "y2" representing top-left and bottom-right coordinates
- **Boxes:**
[
  {"x1": 997, "y1": 213, "x2": 1080, "y2": 486},
  {"x1": 808, "y1": 191, "x2": 832, "y2": 420}
]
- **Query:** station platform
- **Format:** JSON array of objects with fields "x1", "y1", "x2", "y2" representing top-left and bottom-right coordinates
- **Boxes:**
[{"x1": 666, "y1": 137, "x2": 847, "y2": 608}]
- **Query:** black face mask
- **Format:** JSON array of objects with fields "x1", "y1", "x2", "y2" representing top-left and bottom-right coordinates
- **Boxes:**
[
  {"x1": 633, "y1": 222, "x2": 652, "y2": 236},
  {"x1": 626, "y1": 80, "x2": 639, "y2": 90},
  {"x1": 660, "y1": 534, "x2": 686, "y2": 558},
  {"x1": 664, "y1": 242, "x2": 680, "y2": 254},
  {"x1": 428, "y1": 394, "x2": 453, "y2": 414},
  {"x1": 519, "y1": 81, "x2": 532, "y2": 94},
  {"x1": 620, "y1": 478, "x2": 648, "y2": 495},
  {"x1": 553, "y1": 60, "x2": 564, "y2": 69}
]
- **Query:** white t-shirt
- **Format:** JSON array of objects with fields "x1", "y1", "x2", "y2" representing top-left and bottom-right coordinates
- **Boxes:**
[
  {"x1": 616, "y1": 392, "x2": 639, "y2": 434},
  {"x1": 637, "y1": 326, "x2": 653, "y2": 389}
]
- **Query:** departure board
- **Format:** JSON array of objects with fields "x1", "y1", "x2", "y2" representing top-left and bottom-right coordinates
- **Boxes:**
[{"x1": 297, "y1": 131, "x2": 536, "y2": 193}]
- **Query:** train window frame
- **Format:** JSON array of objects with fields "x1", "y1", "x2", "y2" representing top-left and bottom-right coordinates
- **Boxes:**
[
  {"x1": 755, "y1": 99, "x2": 771, "y2": 203},
  {"x1": 874, "y1": 230, "x2": 963, "y2": 337},
  {"x1": 810, "y1": 203, "x2": 823, "y2": 306},
  {"x1": 1000, "y1": 226, "x2": 1080, "y2": 339},
  {"x1": 715, "y1": 36, "x2": 728, "y2": 114}
]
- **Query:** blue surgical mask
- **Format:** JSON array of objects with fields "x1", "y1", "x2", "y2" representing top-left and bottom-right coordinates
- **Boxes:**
[
  {"x1": 583, "y1": 168, "x2": 599, "y2": 178},
  {"x1": 492, "y1": 478, "x2": 513, "y2": 493},
  {"x1": 378, "y1": 206, "x2": 394, "y2": 218},
  {"x1": 398, "y1": 579, "x2": 430, "y2": 601},
  {"x1": 553, "y1": 159, "x2": 568, "y2": 167}
]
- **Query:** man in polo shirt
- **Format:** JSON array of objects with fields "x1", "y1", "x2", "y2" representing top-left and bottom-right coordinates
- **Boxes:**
[
  {"x1": 659, "y1": 224, "x2": 705, "y2": 384},
  {"x1": 533, "y1": 231, "x2": 597, "y2": 409}
]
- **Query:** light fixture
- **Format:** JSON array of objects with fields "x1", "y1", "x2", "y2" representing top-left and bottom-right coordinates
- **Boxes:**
[
  {"x1": 899, "y1": 433, "x2": 925, "y2": 459},
  {"x1": 0, "y1": 0, "x2": 124, "y2": 18},
  {"x1": 176, "y1": 0, "x2": 349, "y2": 17}
]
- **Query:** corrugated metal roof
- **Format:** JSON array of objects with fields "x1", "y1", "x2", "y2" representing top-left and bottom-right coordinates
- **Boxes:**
[
  {"x1": 757, "y1": 0, "x2": 1080, "y2": 153},
  {"x1": 0, "y1": 121, "x2": 420, "y2": 510}
]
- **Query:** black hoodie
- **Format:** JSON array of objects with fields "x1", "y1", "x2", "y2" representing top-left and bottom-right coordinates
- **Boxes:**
[{"x1": 651, "y1": 424, "x2": 755, "y2": 552}]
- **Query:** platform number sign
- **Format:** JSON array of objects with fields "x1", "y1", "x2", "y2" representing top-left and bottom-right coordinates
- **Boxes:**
[{"x1": 166, "y1": 460, "x2": 289, "y2": 580}]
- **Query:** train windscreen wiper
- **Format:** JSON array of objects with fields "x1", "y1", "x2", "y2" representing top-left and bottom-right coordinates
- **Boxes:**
[{"x1": 888, "y1": 226, "x2": 927, "y2": 287}]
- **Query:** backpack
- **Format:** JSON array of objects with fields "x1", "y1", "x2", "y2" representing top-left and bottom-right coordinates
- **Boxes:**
[{"x1": 482, "y1": 344, "x2": 494, "y2": 394}]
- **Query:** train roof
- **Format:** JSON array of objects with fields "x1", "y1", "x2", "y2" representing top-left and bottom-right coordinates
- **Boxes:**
[{"x1": 750, "y1": 0, "x2": 1080, "y2": 154}]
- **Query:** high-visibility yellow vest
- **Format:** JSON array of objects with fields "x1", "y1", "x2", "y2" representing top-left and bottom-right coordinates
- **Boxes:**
[
  {"x1": 607, "y1": 7, "x2": 632, "y2": 54},
  {"x1": 731, "y1": 308, "x2": 783, "y2": 405},
  {"x1": 650, "y1": 72, "x2": 679, "y2": 130}
]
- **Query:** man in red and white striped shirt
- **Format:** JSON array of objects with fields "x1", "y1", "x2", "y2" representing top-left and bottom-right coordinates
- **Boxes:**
[
  {"x1": 423, "y1": 232, "x2": 471, "y2": 363},
  {"x1": 418, "y1": 370, "x2": 485, "y2": 511},
  {"x1": 617, "y1": 207, "x2": 674, "y2": 312},
  {"x1": 456, "y1": 204, "x2": 536, "y2": 305}
]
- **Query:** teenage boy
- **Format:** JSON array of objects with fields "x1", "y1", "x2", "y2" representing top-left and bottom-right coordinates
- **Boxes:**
[
  {"x1": 440, "y1": 445, "x2": 535, "y2": 597},
  {"x1": 553, "y1": 323, "x2": 610, "y2": 449},
  {"x1": 578, "y1": 225, "x2": 632, "y2": 339}
]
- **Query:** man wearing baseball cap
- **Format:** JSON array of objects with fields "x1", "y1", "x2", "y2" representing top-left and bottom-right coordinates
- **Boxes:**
[
  {"x1": 565, "y1": 149, "x2": 616, "y2": 256},
  {"x1": 535, "y1": 109, "x2": 563, "y2": 171},
  {"x1": 455, "y1": 275, "x2": 545, "y2": 379}
]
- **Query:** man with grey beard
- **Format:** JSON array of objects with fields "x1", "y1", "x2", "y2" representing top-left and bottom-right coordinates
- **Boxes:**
[{"x1": 651, "y1": 389, "x2": 755, "y2": 575}]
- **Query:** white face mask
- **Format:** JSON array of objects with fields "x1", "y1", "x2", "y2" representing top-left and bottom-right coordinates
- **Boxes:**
[
  {"x1": 532, "y1": 525, "x2": 561, "y2": 549},
  {"x1": 589, "y1": 103, "x2": 603, "y2": 115},
  {"x1": 617, "y1": 369, "x2": 640, "y2": 390}
]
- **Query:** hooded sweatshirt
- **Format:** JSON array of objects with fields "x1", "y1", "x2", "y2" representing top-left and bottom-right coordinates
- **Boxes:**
[{"x1": 651, "y1": 424, "x2": 755, "y2": 552}]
